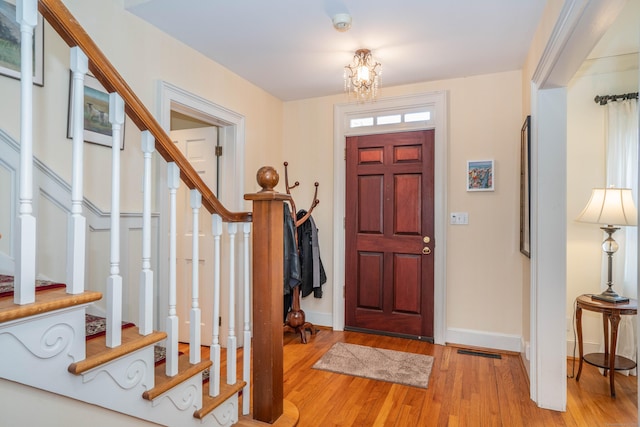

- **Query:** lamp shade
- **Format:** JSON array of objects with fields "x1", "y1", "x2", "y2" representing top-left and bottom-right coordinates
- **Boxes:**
[{"x1": 576, "y1": 187, "x2": 637, "y2": 226}]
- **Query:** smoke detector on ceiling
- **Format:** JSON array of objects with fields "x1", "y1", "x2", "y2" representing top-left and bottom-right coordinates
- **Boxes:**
[{"x1": 332, "y1": 13, "x2": 352, "y2": 32}]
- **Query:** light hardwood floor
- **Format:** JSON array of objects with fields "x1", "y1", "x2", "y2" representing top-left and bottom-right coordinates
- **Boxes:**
[
  {"x1": 191, "y1": 328, "x2": 638, "y2": 426},
  {"x1": 284, "y1": 329, "x2": 637, "y2": 426}
]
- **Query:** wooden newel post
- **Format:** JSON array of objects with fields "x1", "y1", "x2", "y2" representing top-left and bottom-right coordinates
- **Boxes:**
[{"x1": 244, "y1": 166, "x2": 290, "y2": 423}]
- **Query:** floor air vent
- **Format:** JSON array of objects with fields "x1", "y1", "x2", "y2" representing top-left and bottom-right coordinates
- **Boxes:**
[{"x1": 457, "y1": 349, "x2": 502, "y2": 359}]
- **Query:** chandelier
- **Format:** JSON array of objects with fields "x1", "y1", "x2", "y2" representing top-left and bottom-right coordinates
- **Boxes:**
[{"x1": 344, "y1": 49, "x2": 381, "y2": 103}]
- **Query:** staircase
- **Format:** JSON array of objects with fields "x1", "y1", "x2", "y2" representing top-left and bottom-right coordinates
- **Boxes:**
[{"x1": 0, "y1": 0, "x2": 298, "y2": 425}]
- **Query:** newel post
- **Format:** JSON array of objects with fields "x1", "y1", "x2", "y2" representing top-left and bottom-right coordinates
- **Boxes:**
[{"x1": 244, "y1": 166, "x2": 290, "y2": 423}]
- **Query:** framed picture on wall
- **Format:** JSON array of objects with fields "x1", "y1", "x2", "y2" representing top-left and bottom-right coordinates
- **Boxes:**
[
  {"x1": 520, "y1": 115, "x2": 531, "y2": 258},
  {"x1": 67, "y1": 72, "x2": 125, "y2": 149},
  {"x1": 466, "y1": 160, "x2": 494, "y2": 192},
  {"x1": 0, "y1": 0, "x2": 44, "y2": 86}
]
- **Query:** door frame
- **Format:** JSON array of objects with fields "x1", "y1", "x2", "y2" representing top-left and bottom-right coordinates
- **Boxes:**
[
  {"x1": 156, "y1": 81, "x2": 246, "y2": 346},
  {"x1": 333, "y1": 91, "x2": 448, "y2": 345}
]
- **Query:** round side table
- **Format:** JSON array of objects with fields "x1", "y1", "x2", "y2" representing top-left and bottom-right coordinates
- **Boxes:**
[{"x1": 575, "y1": 294, "x2": 637, "y2": 397}]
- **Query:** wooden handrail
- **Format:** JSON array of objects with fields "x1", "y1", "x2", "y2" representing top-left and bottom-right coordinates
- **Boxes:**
[{"x1": 38, "y1": 0, "x2": 251, "y2": 223}]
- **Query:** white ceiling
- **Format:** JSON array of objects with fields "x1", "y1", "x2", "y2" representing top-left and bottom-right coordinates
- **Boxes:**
[
  {"x1": 124, "y1": 0, "x2": 548, "y2": 101},
  {"x1": 124, "y1": 1, "x2": 640, "y2": 101}
]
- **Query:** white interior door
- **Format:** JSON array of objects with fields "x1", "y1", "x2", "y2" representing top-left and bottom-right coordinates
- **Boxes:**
[{"x1": 172, "y1": 127, "x2": 218, "y2": 344}]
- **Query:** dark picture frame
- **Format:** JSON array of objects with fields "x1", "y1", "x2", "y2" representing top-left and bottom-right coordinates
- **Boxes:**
[
  {"x1": 520, "y1": 115, "x2": 531, "y2": 257},
  {"x1": 67, "y1": 72, "x2": 125, "y2": 149},
  {"x1": 0, "y1": 0, "x2": 44, "y2": 86}
]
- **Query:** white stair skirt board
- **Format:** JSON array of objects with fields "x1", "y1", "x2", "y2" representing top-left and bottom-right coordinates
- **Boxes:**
[
  {"x1": 0, "y1": 307, "x2": 87, "y2": 390},
  {"x1": 0, "y1": 304, "x2": 227, "y2": 427}
]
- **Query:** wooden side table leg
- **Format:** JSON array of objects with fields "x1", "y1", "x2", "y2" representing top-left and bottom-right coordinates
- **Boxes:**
[
  {"x1": 576, "y1": 305, "x2": 584, "y2": 381},
  {"x1": 602, "y1": 313, "x2": 610, "y2": 377},
  {"x1": 609, "y1": 313, "x2": 621, "y2": 398}
]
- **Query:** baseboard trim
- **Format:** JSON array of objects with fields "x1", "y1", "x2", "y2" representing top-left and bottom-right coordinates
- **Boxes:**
[
  {"x1": 303, "y1": 311, "x2": 333, "y2": 328},
  {"x1": 446, "y1": 327, "x2": 522, "y2": 353}
]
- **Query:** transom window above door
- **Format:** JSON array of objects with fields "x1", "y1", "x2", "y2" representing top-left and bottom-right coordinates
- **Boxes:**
[{"x1": 348, "y1": 108, "x2": 433, "y2": 130}]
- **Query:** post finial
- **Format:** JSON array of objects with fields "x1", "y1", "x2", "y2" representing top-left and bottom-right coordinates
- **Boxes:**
[{"x1": 257, "y1": 166, "x2": 279, "y2": 192}]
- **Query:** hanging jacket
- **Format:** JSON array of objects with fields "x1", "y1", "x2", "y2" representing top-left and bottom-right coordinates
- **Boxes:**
[
  {"x1": 284, "y1": 203, "x2": 301, "y2": 296},
  {"x1": 296, "y1": 210, "x2": 327, "y2": 298}
]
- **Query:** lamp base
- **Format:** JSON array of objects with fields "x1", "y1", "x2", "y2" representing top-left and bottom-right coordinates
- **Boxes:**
[{"x1": 592, "y1": 293, "x2": 629, "y2": 304}]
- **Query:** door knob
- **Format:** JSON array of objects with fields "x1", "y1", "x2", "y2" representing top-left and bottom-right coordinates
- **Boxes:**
[
  {"x1": 423, "y1": 236, "x2": 431, "y2": 244},
  {"x1": 422, "y1": 247, "x2": 431, "y2": 255}
]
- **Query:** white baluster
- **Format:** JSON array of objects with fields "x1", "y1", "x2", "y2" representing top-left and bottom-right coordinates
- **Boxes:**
[
  {"x1": 210, "y1": 214, "x2": 222, "y2": 397},
  {"x1": 190, "y1": 190, "x2": 202, "y2": 364},
  {"x1": 227, "y1": 223, "x2": 237, "y2": 385},
  {"x1": 242, "y1": 222, "x2": 252, "y2": 415},
  {"x1": 106, "y1": 93, "x2": 125, "y2": 348},
  {"x1": 15, "y1": 0, "x2": 37, "y2": 305},
  {"x1": 139, "y1": 131, "x2": 155, "y2": 335},
  {"x1": 166, "y1": 162, "x2": 180, "y2": 376},
  {"x1": 66, "y1": 47, "x2": 88, "y2": 295}
]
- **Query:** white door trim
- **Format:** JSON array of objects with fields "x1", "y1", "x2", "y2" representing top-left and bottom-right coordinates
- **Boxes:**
[
  {"x1": 332, "y1": 91, "x2": 448, "y2": 345},
  {"x1": 156, "y1": 81, "x2": 246, "y2": 341}
]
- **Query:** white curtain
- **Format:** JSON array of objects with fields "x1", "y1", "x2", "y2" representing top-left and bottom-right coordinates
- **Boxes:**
[{"x1": 605, "y1": 98, "x2": 638, "y2": 375}]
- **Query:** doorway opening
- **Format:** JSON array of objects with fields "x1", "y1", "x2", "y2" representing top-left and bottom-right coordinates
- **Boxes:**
[{"x1": 157, "y1": 81, "x2": 246, "y2": 347}]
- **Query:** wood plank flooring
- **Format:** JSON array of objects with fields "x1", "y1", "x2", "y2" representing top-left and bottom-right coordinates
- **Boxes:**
[{"x1": 189, "y1": 328, "x2": 638, "y2": 426}]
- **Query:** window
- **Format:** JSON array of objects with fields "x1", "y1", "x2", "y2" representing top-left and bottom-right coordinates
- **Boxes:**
[
  {"x1": 348, "y1": 109, "x2": 432, "y2": 129},
  {"x1": 350, "y1": 117, "x2": 374, "y2": 128},
  {"x1": 405, "y1": 111, "x2": 430, "y2": 122},
  {"x1": 376, "y1": 114, "x2": 401, "y2": 125}
]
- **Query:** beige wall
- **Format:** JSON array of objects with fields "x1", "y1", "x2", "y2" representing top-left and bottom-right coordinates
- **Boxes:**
[{"x1": 284, "y1": 70, "x2": 525, "y2": 339}]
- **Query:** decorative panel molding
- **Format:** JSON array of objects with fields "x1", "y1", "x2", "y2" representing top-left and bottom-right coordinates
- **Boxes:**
[
  {"x1": 357, "y1": 251, "x2": 383, "y2": 310},
  {"x1": 357, "y1": 175, "x2": 384, "y2": 234},
  {"x1": 393, "y1": 144, "x2": 422, "y2": 163}
]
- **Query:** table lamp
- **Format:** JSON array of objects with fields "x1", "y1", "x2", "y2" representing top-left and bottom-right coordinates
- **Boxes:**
[{"x1": 576, "y1": 187, "x2": 637, "y2": 303}]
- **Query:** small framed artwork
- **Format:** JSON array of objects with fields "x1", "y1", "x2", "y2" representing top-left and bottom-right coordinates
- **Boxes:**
[
  {"x1": 67, "y1": 72, "x2": 125, "y2": 149},
  {"x1": 466, "y1": 160, "x2": 494, "y2": 192},
  {"x1": 0, "y1": 0, "x2": 44, "y2": 86},
  {"x1": 520, "y1": 115, "x2": 531, "y2": 257}
]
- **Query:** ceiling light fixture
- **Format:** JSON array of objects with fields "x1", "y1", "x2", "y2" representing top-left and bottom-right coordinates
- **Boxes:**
[{"x1": 344, "y1": 49, "x2": 381, "y2": 103}]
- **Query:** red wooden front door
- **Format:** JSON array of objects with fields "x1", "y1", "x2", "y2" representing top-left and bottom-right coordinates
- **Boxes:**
[{"x1": 345, "y1": 130, "x2": 435, "y2": 339}]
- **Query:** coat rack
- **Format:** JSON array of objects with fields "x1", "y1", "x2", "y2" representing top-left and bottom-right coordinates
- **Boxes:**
[{"x1": 283, "y1": 161, "x2": 319, "y2": 344}]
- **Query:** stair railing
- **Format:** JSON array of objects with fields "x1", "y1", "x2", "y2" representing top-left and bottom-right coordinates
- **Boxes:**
[{"x1": 12, "y1": 0, "x2": 289, "y2": 422}]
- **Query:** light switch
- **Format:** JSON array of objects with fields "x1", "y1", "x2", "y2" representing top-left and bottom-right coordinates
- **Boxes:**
[{"x1": 450, "y1": 212, "x2": 468, "y2": 225}]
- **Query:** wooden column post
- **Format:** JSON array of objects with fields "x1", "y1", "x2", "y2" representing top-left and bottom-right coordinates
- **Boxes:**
[{"x1": 244, "y1": 166, "x2": 290, "y2": 423}]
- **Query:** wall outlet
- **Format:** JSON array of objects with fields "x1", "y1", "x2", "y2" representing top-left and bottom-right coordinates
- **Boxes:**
[{"x1": 450, "y1": 212, "x2": 468, "y2": 225}]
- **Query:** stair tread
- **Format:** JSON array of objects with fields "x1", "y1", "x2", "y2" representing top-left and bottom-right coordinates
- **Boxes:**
[
  {"x1": 143, "y1": 353, "x2": 212, "y2": 401},
  {"x1": 68, "y1": 327, "x2": 167, "y2": 375},
  {"x1": 0, "y1": 288, "x2": 102, "y2": 323},
  {"x1": 194, "y1": 379, "x2": 247, "y2": 419}
]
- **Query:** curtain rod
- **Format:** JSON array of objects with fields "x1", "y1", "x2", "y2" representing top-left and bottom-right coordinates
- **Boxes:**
[{"x1": 594, "y1": 92, "x2": 639, "y2": 105}]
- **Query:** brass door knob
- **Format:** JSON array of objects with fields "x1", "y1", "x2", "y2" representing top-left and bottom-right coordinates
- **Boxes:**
[
  {"x1": 422, "y1": 247, "x2": 431, "y2": 255},
  {"x1": 423, "y1": 236, "x2": 431, "y2": 244}
]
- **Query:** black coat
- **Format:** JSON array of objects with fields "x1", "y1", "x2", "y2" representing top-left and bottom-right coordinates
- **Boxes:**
[{"x1": 296, "y1": 210, "x2": 326, "y2": 298}]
